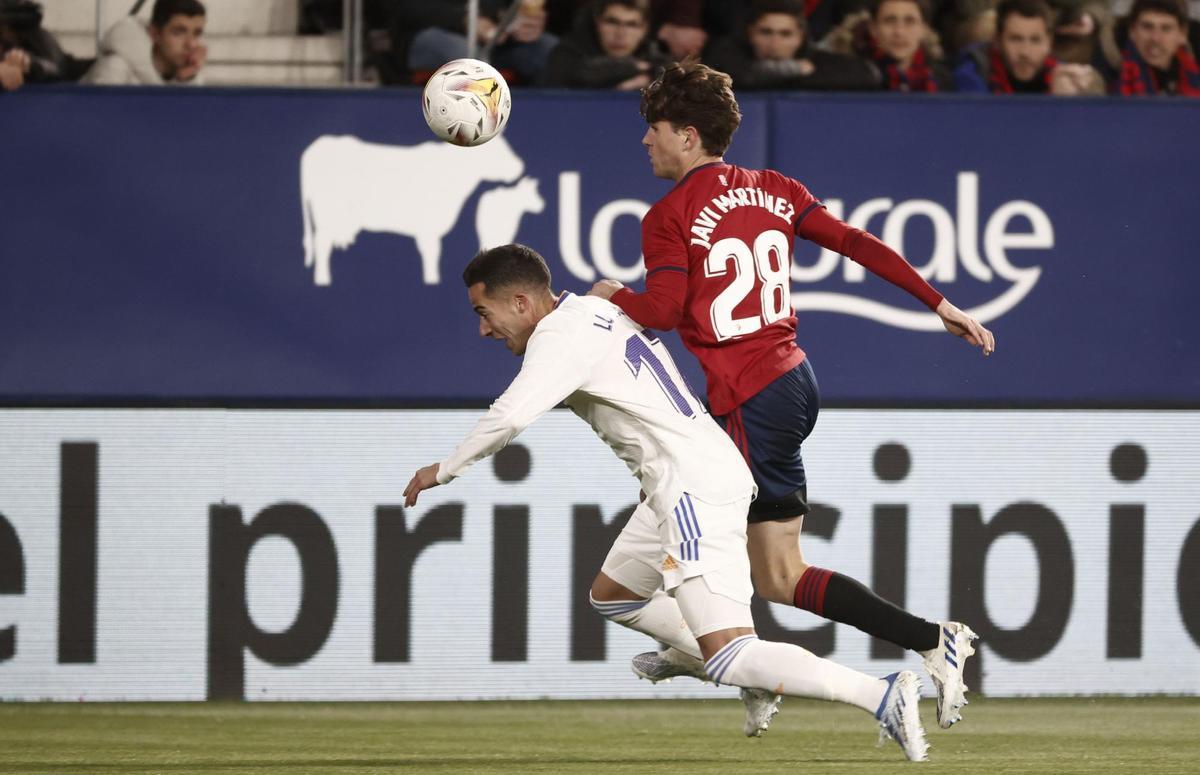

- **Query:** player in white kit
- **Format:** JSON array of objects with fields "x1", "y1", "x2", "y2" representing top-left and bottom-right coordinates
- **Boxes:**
[{"x1": 404, "y1": 244, "x2": 930, "y2": 761}]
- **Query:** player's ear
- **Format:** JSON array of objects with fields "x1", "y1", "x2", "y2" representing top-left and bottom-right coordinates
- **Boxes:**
[{"x1": 683, "y1": 126, "x2": 700, "y2": 152}]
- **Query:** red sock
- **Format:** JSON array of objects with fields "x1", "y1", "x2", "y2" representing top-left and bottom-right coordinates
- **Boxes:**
[{"x1": 793, "y1": 566, "x2": 834, "y2": 615}]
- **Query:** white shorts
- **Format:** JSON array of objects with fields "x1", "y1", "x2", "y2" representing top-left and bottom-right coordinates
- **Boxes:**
[{"x1": 599, "y1": 492, "x2": 754, "y2": 607}]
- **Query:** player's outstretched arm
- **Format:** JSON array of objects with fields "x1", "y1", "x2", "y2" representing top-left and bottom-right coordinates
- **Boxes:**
[
  {"x1": 404, "y1": 463, "x2": 441, "y2": 507},
  {"x1": 935, "y1": 299, "x2": 995, "y2": 356}
]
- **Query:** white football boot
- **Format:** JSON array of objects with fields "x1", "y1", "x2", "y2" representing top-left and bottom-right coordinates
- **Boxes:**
[
  {"x1": 632, "y1": 649, "x2": 782, "y2": 738},
  {"x1": 920, "y1": 621, "x2": 979, "y2": 729},
  {"x1": 739, "y1": 687, "x2": 782, "y2": 738},
  {"x1": 875, "y1": 670, "x2": 929, "y2": 762},
  {"x1": 631, "y1": 647, "x2": 708, "y2": 683}
]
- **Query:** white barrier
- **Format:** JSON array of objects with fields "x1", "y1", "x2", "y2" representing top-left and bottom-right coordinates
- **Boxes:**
[{"x1": 1, "y1": 409, "x2": 1197, "y2": 700}]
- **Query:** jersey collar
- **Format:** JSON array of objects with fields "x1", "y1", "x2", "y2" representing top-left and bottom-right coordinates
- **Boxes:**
[{"x1": 675, "y1": 161, "x2": 729, "y2": 190}]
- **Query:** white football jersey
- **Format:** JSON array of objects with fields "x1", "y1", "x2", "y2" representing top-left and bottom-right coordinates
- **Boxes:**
[{"x1": 438, "y1": 292, "x2": 756, "y2": 514}]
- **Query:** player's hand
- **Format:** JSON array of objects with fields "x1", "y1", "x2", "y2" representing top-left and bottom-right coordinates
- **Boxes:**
[
  {"x1": 589, "y1": 279, "x2": 624, "y2": 299},
  {"x1": 403, "y1": 463, "x2": 441, "y2": 507},
  {"x1": 935, "y1": 299, "x2": 995, "y2": 356}
]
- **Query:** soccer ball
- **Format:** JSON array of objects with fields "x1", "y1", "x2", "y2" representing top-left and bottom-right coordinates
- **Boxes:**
[{"x1": 422, "y1": 59, "x2": 512, "y2": 147}]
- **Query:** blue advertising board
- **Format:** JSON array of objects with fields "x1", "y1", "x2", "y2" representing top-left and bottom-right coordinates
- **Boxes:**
[{"x1": 1, "y1": 88, "x2": 1196, "y2": 405}]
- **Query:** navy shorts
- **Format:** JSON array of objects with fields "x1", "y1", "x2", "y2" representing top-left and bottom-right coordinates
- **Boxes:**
[{"x1": 714, "y1": 358, "x2": 819, "y2": 523}]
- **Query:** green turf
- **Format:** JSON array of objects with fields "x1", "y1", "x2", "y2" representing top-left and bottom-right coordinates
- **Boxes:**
[{"x1": 1, "y1": 697, "x2": 1197, "y2": 774}]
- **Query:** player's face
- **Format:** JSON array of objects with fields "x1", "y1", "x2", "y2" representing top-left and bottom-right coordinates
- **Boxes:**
[
  {"x1": 595, "y1": 4, "x2": 649, "y2": 58},
  {"x1": 748, "y1": 13, "x2": 804, "y2": 61},
  {"x1": 150, "y1": 13, "x2": 205, "y2": 74},
  {"x1": 469, "y1": 282, "x2": 534, "y2": 355},
  {"x1": 642, "y1": 120, "x2": 688, "y2": 181},
  {"x1": 999, "y1": 14, "x2": 1051, "y2": 81},
  {"x1": 871, "y1": 0, "x2": 925, "y2": 63},
  {"x1": 1129, "y1": 11, "x2": 1187, "y2": 70}
]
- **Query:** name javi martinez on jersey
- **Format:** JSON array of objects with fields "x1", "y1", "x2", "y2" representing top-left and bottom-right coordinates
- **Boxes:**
[{"x1": 689, "y1": 186, "x2": 798, "y2": 249}]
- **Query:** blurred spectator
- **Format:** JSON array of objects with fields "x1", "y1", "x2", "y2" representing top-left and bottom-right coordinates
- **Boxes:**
[
  {"x1": 1049, "y1": 1, "x2": 1121, "y2": 79},
  {"x1": 705, "y1": 0, "x2": 877, "y2": 90},
  {"x1": 543, "y1": 0, "x2": 669, "y2": 89},
  {"x1": 827, "y1": 0, "x2": 953, "y2": 91},
  {"x1": 546, "y1": 1, "x2": 707, "y2": 57},
  {"x1": 1115, "y1": 0, "x2": 1199, "y2": 94},
  {"x1": 653, "y1": 0, "x2": 706, "y2": 59},
  {"x1": 0, "y1": 0, "x2": 91, "y2": 83},
  {"x1": 395, "y1": 1, "x2": 558, "y2": 86},
  {"x1": 806, "y1": 0, "x2": 874, "y2": 43},
  {"x1": 931, "y1": 0, "x2": 996, "y2": 61},
  {"x1": 82, "y1": 0, "x2": 207, "y2": 85},
  {"x1": 955, "y1": 0, "x2": 1104, "y2": 94}
]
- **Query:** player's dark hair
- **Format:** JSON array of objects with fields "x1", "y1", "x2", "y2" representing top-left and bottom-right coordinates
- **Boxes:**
[
  {"x1": 747, "y1": 0, "x2": 807, "y2": 29},
  {"x1": 463, "y1": 244, "x2": 553, "y2": 296},
  {"x1": 996, "y1": 0, "x2": 1054, "y2": 35},
  {"x1": 591, "y1": 0, "x2": 650, "y2": 22},
  {"x1": 1128, "y1": 0, "x2": 1188, "y2": 27},
  {"x1": 641, "y1": 60, "x2": 741, "y2": 156},
  {"x1": 151, "y1": 0, "x2": 206, "y2": 28},
  {"x1": 870, "y1": 0, "x2": 931, "y2": 23}
]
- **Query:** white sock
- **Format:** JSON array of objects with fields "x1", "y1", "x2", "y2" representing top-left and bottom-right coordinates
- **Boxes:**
[
  {"x1": 706, "y1": 635, "x2": 888, "y2": 715},
  {"x1": 589, "y1": 590, "x2": 703, "y2": 660}
]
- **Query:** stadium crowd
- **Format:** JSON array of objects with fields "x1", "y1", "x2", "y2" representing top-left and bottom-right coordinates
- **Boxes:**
[{"x1": 2, "y1": 0, "x2": 1198, "y2": 96}]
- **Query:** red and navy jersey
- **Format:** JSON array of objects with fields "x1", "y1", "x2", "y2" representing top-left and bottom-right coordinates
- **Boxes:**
[{"x1": 612, "y1": 162, "x2": 943, "y2": 415}]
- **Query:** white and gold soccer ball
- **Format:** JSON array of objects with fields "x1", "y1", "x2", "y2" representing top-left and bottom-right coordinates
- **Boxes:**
[{"x1": 422, "y1": 58, "x2": 512, "y2": 147}]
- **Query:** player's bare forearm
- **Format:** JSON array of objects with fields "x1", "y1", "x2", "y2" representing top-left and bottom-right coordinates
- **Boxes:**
[
  {"x1": 936, "y1": 299, "x2": 995, "y2": 356},
  {"x1": 403, "y1": 462, "x2": 441, "y2": 507}
]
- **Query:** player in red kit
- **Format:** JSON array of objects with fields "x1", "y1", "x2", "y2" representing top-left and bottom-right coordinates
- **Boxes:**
[{"x1": 590, "y1": 61, "x2": 995, "y2": 734}]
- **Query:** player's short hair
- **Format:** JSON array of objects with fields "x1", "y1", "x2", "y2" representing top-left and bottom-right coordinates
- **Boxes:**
[
  {"x1": 871, "y1": 0, "x2": 932, "y2": 23},
  {"x1": 996, "y1": 0, "x2": 1054, "y2": 35},
  {"x1": 152, "y1": 0, "x2": 206, "y2": 28},
  {"x1": 747, "y1": 0, "x2": 807, "y2": 29},
  {"x1": 463, "y1": 244, "x2": 553, "y2": 296},
  {"x1": 641, "y1": 60, "x2": 741, "y2": 157},
  {"x1": 1128, "y1": 0, "x2": 1188, "y2": 27}
]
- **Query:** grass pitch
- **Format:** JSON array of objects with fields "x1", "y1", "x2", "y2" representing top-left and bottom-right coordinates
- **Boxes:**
[{"x1": 1, "y1": 697, "x2": 1197, "y2": 774}]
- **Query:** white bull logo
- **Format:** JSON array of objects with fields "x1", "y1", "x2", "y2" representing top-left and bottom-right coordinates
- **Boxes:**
[
  {"x1": 475, "y1": 176, "x2": 544, "y2": 249},
  {"x1": 300, "y1": 135, "x2": 525, "y2": 285}
]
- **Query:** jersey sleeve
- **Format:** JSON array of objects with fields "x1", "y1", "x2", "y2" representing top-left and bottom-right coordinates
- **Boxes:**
[
  {"x1": 437, "y1": 318, "x2": 589, "y2": 483},
  {"x1": 797, "y1": 202, "x2": 944, "y2": 310},
  {"x1": 609, "y1": 202, "x2": 690, "y2": 330}
]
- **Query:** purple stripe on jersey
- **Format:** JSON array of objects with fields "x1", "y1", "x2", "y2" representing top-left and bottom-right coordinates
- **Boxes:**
[
  {"x1": 674, "y1": 505, "x2": 693, "y2": 542},
  {"x1": 795, "y1": 201, "x2": 824, "y2": 228},
  {"x1": 683, "y1": 494, "x2": 702, "y2": 538}
]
